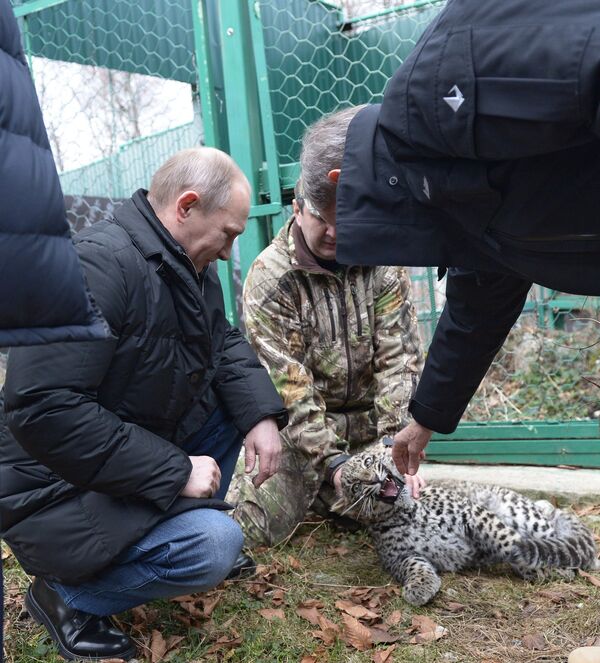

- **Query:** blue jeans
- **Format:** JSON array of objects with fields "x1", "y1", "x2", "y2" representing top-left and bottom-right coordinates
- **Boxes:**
[{"x1": 53, "y1": 407, "x2": 244, "y2": 616}]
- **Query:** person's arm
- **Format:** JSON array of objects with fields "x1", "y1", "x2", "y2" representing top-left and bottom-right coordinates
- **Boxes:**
[
  {"x1": 392, "y1": 268, "x2": 531, "y2": 475},
  {"x1": 243, "y1": 267, "x2": 349, "y2": 483},
  {"x1": 371, "y1": 266, "x2": 424, "y2": 437},
  {"x1": 4, "y1": 237, "x2": 193, "y2": 510},
  {"x1": 212, "y1": 319, "x2": 288, "y2": 435}
]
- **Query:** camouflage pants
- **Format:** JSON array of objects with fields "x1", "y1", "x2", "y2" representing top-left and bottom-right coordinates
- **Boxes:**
[{"x1": 226, "y1": 428, "x2": 384, "y2": 548}]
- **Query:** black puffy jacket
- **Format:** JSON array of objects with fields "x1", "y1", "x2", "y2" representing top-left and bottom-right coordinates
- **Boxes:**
[
  {"x1": 0, "y1": 190, "x2": 287, "y2": 584},
  {"x1": 0, "y1": 0, "x2": 107, "y2": 346}
]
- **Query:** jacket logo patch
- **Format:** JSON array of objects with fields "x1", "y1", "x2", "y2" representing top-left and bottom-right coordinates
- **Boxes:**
[{"x1": 443, "y1": 85, "x2": 465, "y2": 112}]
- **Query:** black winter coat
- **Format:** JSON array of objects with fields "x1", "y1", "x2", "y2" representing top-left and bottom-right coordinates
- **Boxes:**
[
  {"x1": 0, "y1": 190, "x2": 287, "y2": 584},
  {"x1": 0, "y1": 0, "x2": 107, "y2": 346},
  {"x1": 336, "y1": 0, "x2": 600, "y2": 434}
]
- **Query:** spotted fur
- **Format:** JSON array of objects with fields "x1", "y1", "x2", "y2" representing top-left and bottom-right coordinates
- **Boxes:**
[{"x1": 333, "y1": 449, "x2": 599, "y2": 606}]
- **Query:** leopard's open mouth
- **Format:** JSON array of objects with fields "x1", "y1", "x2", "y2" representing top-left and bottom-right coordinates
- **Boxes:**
[{"x1": 378, "y1": 474, "x2": 403, "y2": 504}]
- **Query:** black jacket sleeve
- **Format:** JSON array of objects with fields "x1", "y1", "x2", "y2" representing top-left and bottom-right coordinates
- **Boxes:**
[
  {"x1": 211, "y1": 321, "x2": 288, "y2": 436},
  {"x1": 4, "y1": 238, "x2": 192, "y2": 511},
  {"x1": 408, "y1": 268, "x2": 531, "y2": 433}
]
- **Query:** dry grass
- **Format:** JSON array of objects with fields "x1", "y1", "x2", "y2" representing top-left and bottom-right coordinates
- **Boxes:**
[{"x1": 3, "y1": 500, "x2": 600, "y2": 663}]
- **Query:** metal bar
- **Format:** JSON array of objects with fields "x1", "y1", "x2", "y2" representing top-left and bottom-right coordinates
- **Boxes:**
[
  {"x1": 12, "y1": 0, "x2": 69, "y2": 18},
  {"x1": 312, "y1": 0, "x2": 343, "y2": 13},
  {"x1": 427, "y1": 439, "x2": 600, "y2": 462},
  {"x1": 21, "y1": 14, "x2": 34, "y2": 78},
  {"x1": 343, "y1": 0, "x2": 446, "y2": 26},
  {"x1": 191, "y1": 0, "x2": 219, "y2": 147},
  {"x1": 437, "y1": 420, "x2": 600, "y2": 440},
  {"x1": 249, "y1": 203, "x2": 282, "y2": 217},
  {"x1": 248, "y1": 0, "x2": 281, "y2": 209}
]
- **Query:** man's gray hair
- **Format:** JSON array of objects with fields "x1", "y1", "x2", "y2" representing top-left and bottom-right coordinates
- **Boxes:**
[
  {"x1": 299, "y1": 105, "x2": 365, "y2": 212},
  {"x1": 148, "y1": 147, "x2": 247, "y2": 213}
]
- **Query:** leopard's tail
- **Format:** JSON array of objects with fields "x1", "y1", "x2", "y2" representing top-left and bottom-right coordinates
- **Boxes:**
[{"x1": 515, "y1": 520, "x2": 598, "y2": 571}]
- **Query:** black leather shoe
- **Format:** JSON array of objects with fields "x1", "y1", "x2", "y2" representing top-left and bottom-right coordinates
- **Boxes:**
[
  {"x1": 226, "y1": 552, "x2": 257, "y2": 579},
  {"x1": 25, "y1": 578, "x2": 136, "y2": 661}
]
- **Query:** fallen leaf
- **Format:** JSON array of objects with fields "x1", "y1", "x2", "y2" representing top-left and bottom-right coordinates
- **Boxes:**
[
  {"x1": 200, "y1": 594, "x2": 221, "y2": 617},
  {"x1": 335, "y1": 599, "x2": 379, "y2": 621},
  {"x1": 585, "y1": 636, "x2": 600, "y2": 647},
  {"x1": 574, "y1": 504, "x2": 600, "y2": 516},
  {"x1": 445, "y1": 602, "x2": 466, "y2": 613},
  {"x1": 341, "y1": 613, "x2": 373, "y2": 651},
  {"x1": 247, "y1": 581, "x2": 268, "y2": 599},
  {"x1": 330, "y1": 545, "x2": 350, "y2": 556},
  {"x1": 312, "y1": 629, "x2": 337, "y2": 646},
  {"x1": 309, "y1": 613, "x2": 341, "y2": 645},
  {"x1": 408, "y1": 616, "x2": 447, "y2": 644},
  {"x1": 165, "y1": 634, "x2": 185, "y2": 652},
  {"x1": 373, "y1": 644, "x2": 396, "y2": 663},
  {"x1": 408, "y1": 615, "x2": 439, "y2": 634},
  {"x1": 205, "y1": 635, "x2": 243, "y2": 655},
  {"x1": 317, "y1": 614, "x2": 340, "y2": 634},
  {"x1": 258, "y1": 608, "x2": 285, "y2": 621},
  {"x1": 385, "y1": 610, "x2": 403, "y2": 626},
  {"x1": 179, "y1": 601, "x2": 204, "y2": 619},
  {"x1": 298, "y1": 599, "x2": 324, "y2": 609},
  {"x1": 150, "y1": 630, "x2": 167, "y2": 663},
  {"x1": 311, "y1": 615, "x2": 340, "y2": 646},
  {"x1": 522, "y1": 633, "x2": 547, "y2": 650},
  {"x1": 271, "y1": 589, "x2": 286, "y2": 605},
  {"x1": 369, "y1": 626, "x2": 400, "y2": 644},
  {"x1": 288, "y1": 555, "x2": 302, "y2": 570},
  {"x1": 578, "y1": 569, "x2": 600, "y2": 588},
  {"x1": 296, "y1": 606, "x2": 321, "y2": 626},
  {"x1": 1, "y1": 547, "x2": 13, "y2": 560},
  {"x1": 410, "y1": 626, "x2": 448, "y2": 644},
  {"x1": 130, "y1": 606, "x2": 147, "y2": 624},
  {"x1": 300, "y1": 657, "x2": 317, "y2": 663}
]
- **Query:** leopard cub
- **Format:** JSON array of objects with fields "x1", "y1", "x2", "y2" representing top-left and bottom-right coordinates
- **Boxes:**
[{"x1": 332, "y1": 449, "x2": 599, "y2": 606}]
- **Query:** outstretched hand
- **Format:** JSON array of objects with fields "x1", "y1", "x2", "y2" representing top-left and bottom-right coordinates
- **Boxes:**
[{"x1": 392, "y1": 421, "x2": 432, "y2": 476}]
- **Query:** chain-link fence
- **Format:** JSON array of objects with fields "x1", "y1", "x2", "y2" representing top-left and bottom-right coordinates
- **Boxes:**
[{"x1": 10, "y1": 0, "x2": 600, "y2": 464}]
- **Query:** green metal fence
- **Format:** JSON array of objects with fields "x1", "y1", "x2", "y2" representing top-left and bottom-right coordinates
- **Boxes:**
[{"x1": 11, "y1": 0, "x2": 600, "y2": 466}]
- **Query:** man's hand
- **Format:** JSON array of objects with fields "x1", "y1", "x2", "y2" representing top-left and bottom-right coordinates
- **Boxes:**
[
  {"x1": 244, "y1": 417, "x2": 281, "y2": 488},
  {"x1": 392, "y1": 421, "x2": 432, "y2": 475},
  {"x1": 332, "y1": 464, "x2": 344, "y2": 496},
  {"x1": 404, "y1": 472, "x2": 426, "y2": 499},
  {"x1": 181, "y1": 455, "x2": 221, "y2": 498}
]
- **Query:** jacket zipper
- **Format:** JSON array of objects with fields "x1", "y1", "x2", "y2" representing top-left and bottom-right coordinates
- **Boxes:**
[
  {"x1": 488, "y1": 228, "x2": 600, "y2": 245},
  {"x1": 324, "y1": 287, "x2": 336, "y2": 342},
  {"x1": 350, "y1": 283, "x2": 362, "y2": 336},
  {"x1": 338, "y1": 279, "x2": 352, "y2": 406}
]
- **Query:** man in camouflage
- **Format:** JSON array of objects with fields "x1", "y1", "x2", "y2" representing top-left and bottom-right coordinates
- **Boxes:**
[{"x1": 228, "y1": 107, "x2": 424, "y2": 547}]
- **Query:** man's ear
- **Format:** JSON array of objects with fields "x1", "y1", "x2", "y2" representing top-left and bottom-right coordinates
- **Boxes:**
[
  {"x1": 292, "y1": 198, "x2": 304, "y2": 228},
  {"x1": 292, "y1": 198, "x2": 301, "y2": 219},
  {"x1": 327, "y1": 169, "x2": 341, "y2": 183},
  {"x1": 175, "y1": 190, "x2": 200, "y2": 222}
]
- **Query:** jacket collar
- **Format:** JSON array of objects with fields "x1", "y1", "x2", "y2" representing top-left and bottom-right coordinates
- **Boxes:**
[
  {"x1": 113, "y1": 189, "x2": 198, "y2": 279},
  {"x1": 288, "y1": 217, "x2": 340, "y2": 275}
]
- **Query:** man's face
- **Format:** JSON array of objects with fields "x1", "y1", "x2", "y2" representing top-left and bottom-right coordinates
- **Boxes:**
[
  {"x1": 182, "y1": 180, "x2": 250, "y2": 271},
  {"x1": 293, "y1": 197, "x2": 337, "y2": 261}
]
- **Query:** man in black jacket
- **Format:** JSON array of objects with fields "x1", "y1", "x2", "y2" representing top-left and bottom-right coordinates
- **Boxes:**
[
  {"x1": 300, "y1": 0, "x2": 600, "y2": 479},
  {"x1": 0, "y1": 147, "x2": 287, "y2": 661}
]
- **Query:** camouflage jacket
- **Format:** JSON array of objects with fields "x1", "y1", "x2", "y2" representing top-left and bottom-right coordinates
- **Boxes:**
[{"x1": 243, "y1": 218, "x2": 423, "y2": 476}]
